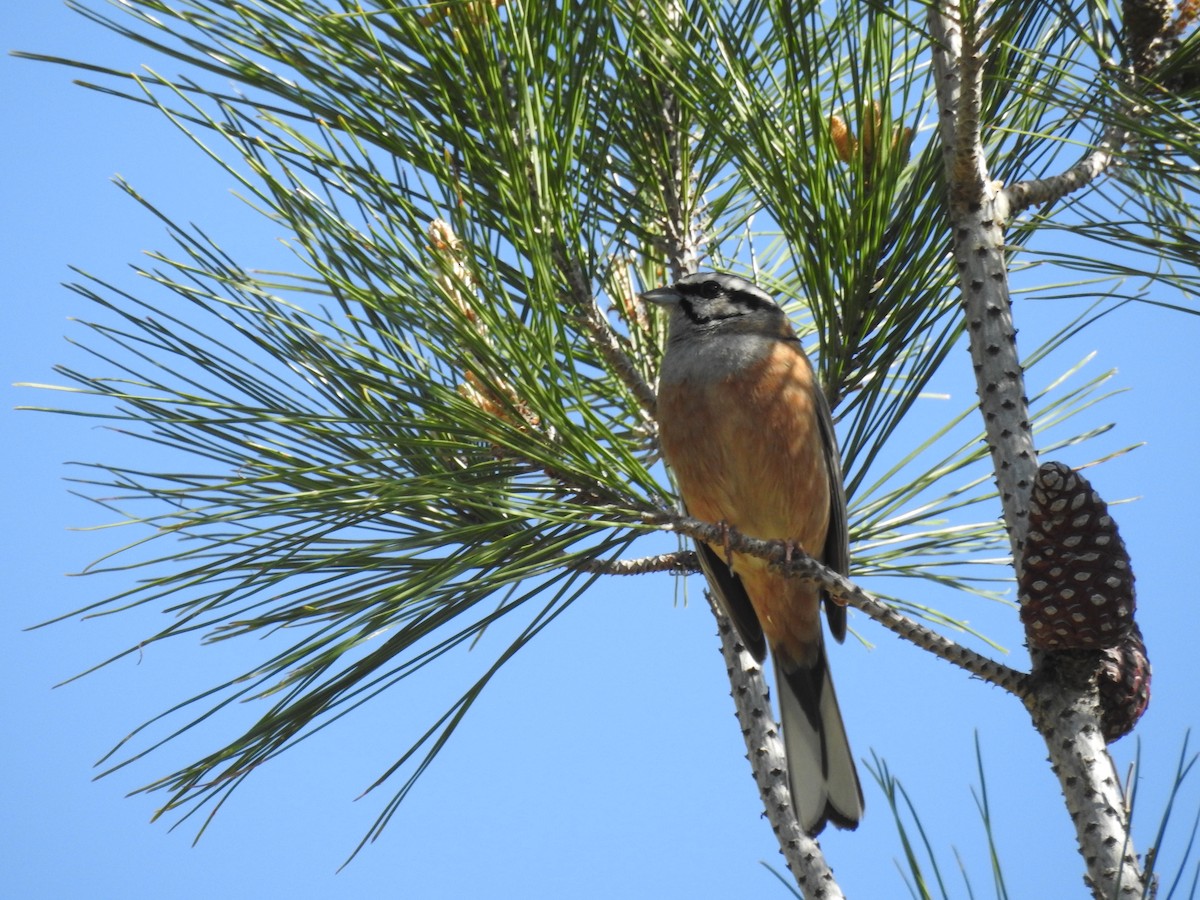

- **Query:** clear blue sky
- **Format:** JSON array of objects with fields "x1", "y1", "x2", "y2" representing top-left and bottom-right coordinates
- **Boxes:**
[{"x1": 6, "y1": 5, "x2": 1200, "y2": 898}]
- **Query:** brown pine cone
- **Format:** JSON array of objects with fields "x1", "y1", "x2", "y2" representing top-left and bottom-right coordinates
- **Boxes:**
[
  {"x1": 1097, "y1": 624, "x2": 1152, "y2": 742},
  {"x1": 1019, "y1": 462, "x2": 1136, "y2": 651}
]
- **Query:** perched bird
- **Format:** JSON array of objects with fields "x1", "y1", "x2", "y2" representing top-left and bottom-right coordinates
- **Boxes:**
[{"x1": 644, "y1": 271, "x2": 863, "y2": 834}]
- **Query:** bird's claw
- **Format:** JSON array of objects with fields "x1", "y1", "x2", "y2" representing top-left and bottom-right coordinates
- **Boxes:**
[{"x1": 718, "y1": 520, "x2": 734, "y2": 569}]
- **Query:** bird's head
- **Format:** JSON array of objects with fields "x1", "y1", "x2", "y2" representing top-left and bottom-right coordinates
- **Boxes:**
[{"x1": 641, "y1": 272, "x2": 788, "y2": 339}]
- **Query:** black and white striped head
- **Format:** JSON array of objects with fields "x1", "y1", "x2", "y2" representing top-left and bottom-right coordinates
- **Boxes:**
[{"x1": 642, "y1": 272, "x2": 788, "y2": 337}]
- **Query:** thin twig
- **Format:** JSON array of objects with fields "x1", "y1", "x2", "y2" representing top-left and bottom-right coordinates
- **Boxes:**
[
  {"x1": 557, "y1": 246, "x2": 660, "y2": 420},
  {"x1": 660, "y1": 91, "x2": 699, "y2": 281},
  {"x1": 658, "y1": 2, "x2": 700, "y2": 281}
]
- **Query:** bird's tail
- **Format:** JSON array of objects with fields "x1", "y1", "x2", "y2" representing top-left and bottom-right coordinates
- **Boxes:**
[{"x1": 774, "y1": 647, "x2": 863, "y2": 834}]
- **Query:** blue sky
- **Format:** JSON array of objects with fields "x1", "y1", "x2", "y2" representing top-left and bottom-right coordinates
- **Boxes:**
[{"x1": 6, "y1": 4, "x2": 1200, "y2": 898}]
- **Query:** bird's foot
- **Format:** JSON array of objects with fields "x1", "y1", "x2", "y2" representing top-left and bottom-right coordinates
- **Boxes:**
[{"x1": 718, "y1": 520, "x2": 734, "y2": 569}]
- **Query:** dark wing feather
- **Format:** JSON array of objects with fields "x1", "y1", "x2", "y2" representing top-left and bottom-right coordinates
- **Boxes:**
[
  {"x1": 814, "y1": 381, "x2": 850, "y2": 643},
  {"x1": 696, "y1": 540, "x2": 768, "y2": 662}
]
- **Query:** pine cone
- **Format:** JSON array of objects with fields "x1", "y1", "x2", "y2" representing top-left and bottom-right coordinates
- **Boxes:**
[
  {"x1": 1019, "y1": 462, "x2": 1135, "y2": 651},
  {"x1": 1097, "y1": 624, "x2": 1152, "y2": 742}
]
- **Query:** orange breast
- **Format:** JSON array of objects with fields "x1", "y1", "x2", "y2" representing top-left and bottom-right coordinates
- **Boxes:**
[{"x1": 658, "y1": 342, "x2": 830, "y2": 665}]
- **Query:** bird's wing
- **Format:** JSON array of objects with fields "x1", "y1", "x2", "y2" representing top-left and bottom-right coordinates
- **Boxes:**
[
  {"x1": 814, "y1": 380, "x2": 850, "y2": 643},
  {"x1": 696, "y1": 540, "x2": 768, "y2": 662}
]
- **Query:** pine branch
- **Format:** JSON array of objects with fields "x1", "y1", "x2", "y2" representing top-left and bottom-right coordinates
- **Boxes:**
[
  {"x1": 1003, "y1": 122, "x2": 1130, "y2": 216},
  {"x1": 1020, "y1": 654, "x2": 1148, "y2": 897},
  {"x1": 659, "y1": 90, "x2": 700, "y2": 281},
  {"x1": 574, "y1": 550, "x2": 696, "y2": 575},
  {"x1": 1000, "y1": 0, "x2": 1195, "y2": 237},
  {"x1": 649, "y1": 513, "x2": 1027, "y2": 693},
  {"x1": 557, "y1": 246, "x2": 659, "y2": 421},
  {"x1": 712, "y1": 602, "x2": 846, "y2": 899},
  {"x1": 929, "y1": 1, "x2": 1037, "y2": 560},
  {"x1": 644, "y1": 1, "x2": 700, "y2": 281}
]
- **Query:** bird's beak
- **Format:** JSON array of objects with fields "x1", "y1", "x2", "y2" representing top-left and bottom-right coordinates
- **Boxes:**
[{"x1": 640, "y1": 285, "x2": 682, "y2": 307}]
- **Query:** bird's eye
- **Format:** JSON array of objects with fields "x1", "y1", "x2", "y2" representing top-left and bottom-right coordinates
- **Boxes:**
[{"x1": 699, "y1": 280, "x2": 722, "y2": 299}]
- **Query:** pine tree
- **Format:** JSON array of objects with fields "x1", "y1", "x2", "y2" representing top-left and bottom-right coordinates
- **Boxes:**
[{"x1": 18, "y1": 0, "x2": 1200, "y2": 895}]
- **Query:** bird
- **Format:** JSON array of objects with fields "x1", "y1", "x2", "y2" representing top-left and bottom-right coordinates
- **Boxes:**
[{"x1": 643, "y1": 271, "x2": 863, "y2": 834}]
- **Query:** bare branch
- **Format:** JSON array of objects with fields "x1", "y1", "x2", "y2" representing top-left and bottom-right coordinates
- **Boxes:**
[
  {"x1": 574, "y1": 550, "x2": 697, "y2": 575},
  {"x1": 1022, "y1": 657, "x2": 1150, "y2": 898},
  {"x1": 951, "y1": 7, "x2": 990, "y2": 203},
  {"x1": 648, "y1": 512, "x2": 1028, "y2": 694},
  {"x1": 929, "y1": 1, "x2": 1038, "y2": 559},
  {"x1": 712, "y1": 602, "x2": 846, "y2": 899},
  {"x1": 929, "y1": 0, "x2": 964, "y2": 163},
  {"x1": 928, "y1": 1, "x2": 1148, "y2": 893},
  {"x1": 1003, "y1": 123, "x2": 1130, "y2": 216}
]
